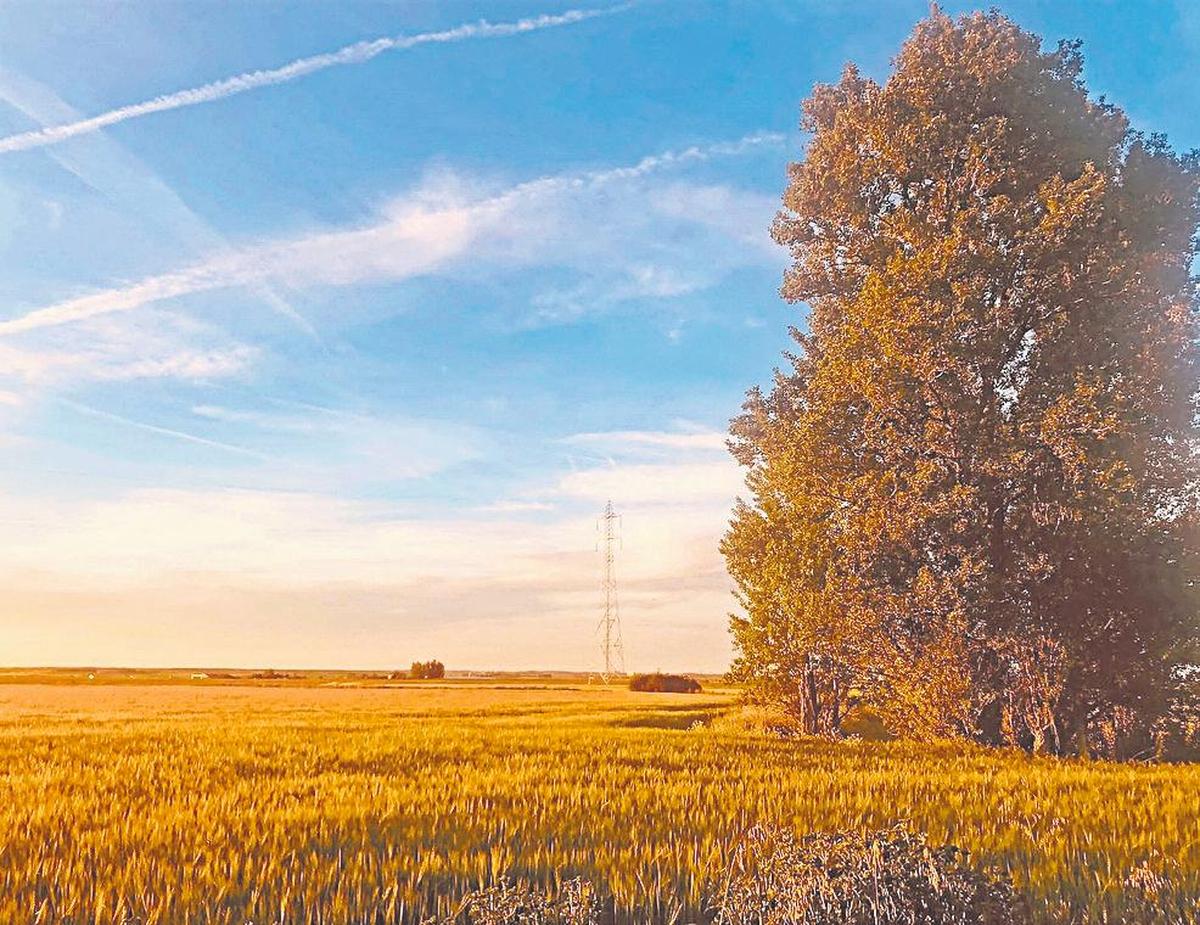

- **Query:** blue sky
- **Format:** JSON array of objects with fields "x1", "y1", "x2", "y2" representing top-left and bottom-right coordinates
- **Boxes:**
[{"x1": 0, "y1": 1, "x2": 1195, "y2": 671}]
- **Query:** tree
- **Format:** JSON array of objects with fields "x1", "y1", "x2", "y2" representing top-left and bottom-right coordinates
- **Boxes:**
[
  {"x1": 410, "y1": 660, "x2": 445, "y2": 680},
  {"x1": 723, "y1": 9, "x2": 1200, "y2": 754}
]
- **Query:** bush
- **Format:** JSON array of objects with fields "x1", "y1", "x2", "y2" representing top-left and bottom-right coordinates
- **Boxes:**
[
  {"x1": 628, "y1": 673, "x2": 701, "y2": 693},
  {"x1": 424, "y1": 879, "x2": 598, "y2": 925},
  {"x1": 424, "y1": 827, "x2": 1029, "y2": 924},
  {"x1": 712, "y1": 825, "x2": 1029, "y2": 925},
  {"x1": 411, "y1": 660, "x2": 446, "y2": 680}
]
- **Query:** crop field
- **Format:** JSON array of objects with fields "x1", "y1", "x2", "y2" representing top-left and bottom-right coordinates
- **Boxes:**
[{"x1": 1, "y1": 679, "x2": 1197, "y2": 924}]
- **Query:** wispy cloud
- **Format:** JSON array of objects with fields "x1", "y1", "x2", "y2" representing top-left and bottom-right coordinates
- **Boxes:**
[
  {"x1": 0, "y1": 132, "x2": 784, "y2": 337},
  {"x1": 474, "y1": 499, "x2": 558, "y2": 514},
  {"x1": 0, "y1": 312, "x2": 260, "y2": 389},
  {"x1": 99, "y1": 346, "x2": 260, "y2": 382},
  {"x1": 0, "y1": 206, "x2": 473, "y2": 335},
  {"x1": 557, "y1": 460, "x2": 740, "y2": 506},
  {"x1": 0, "y1": 429, "x2": 740, "y2": 670},
  {"x1": 650, "y1": 182, "x2": 783, "y2": 255},
  {"x1": 564, "y1": 429, "x2": 727, "y2": 451},
  {"x1": 0, "y1": 6, "x2": 628, "y2": 155},
  {"x1": 553, "y1": 426, "x2": 738, "y2": 509},
  {"x1": 492, "y1": 131, "x2": 784, "y2": 200},
  {"x1": 189, "y1": 402, "x2": 486, "y2": 482}
]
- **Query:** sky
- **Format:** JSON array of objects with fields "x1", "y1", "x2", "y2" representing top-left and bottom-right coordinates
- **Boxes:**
[{"x1": 0, "y1": 1, "x2": 1196, "y2": 672}]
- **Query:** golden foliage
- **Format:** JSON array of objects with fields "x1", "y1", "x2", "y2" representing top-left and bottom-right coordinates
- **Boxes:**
[
  {"x1": 725, "y1": 9, "x2": 1200, "y2": 752},
  {"x1": 1, "y1": 683, "x2": 1197, "y2": 923}
]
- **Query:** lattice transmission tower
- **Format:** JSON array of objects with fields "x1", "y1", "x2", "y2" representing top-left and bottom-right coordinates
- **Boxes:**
[{"x1": 596, "y1": 499, "x2": 626, "y2": 683}]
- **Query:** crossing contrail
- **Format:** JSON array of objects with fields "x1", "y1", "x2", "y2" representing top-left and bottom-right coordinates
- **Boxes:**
[
  {"x1": 0, "y1": 6, "x2": 627, "y2": 155},
  {"x1": 59, "y1": 398, "x2": 271, "y2": 460}
]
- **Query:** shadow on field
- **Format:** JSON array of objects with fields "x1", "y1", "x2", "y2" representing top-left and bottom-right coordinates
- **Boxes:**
[{"x1": 610, "y1": 710, "x2": 719, "y2": 730}]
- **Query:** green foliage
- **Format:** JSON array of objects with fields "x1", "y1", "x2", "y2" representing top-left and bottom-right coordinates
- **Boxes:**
[{"x1": 628, "y1": 673, "x2": 702, "y2": 693}]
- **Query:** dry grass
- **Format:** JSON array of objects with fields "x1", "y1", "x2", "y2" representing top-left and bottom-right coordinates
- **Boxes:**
[{"x1": 1, "y1": 682, "x2": 1196, "y2": 923}]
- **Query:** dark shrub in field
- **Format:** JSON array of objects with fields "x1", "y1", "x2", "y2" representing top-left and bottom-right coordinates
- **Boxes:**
[
  {"x1": 711, "y1": 826, "x2": 1029, "y2": 925},
  {"x1": 431, "y1": 827, "x2": 1034, "y2": 924},
  {"x1": 420, "y1": 819, "x2": 1195, "y2": 925},
  {"x1": 628, "y1": 672, "x2": 702, "y2": 693},
  {"x1": 426, "y1": 878, "x2": 599, "y2": 925}
]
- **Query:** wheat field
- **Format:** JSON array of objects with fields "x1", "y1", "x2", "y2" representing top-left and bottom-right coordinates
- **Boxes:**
[{"x1": 1, "y1": 680, "x2": 1197, "y2": 924}]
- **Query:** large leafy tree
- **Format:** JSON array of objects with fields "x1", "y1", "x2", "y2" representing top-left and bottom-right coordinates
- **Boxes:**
[{"x1": 723, "y1": 10, "x2": 1200, "y2": 754}]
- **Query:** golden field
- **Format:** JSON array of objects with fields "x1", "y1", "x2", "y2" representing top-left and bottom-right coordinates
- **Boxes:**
[{"x1": 1, "y1": 679, "x2": 1197, "y2": 924}]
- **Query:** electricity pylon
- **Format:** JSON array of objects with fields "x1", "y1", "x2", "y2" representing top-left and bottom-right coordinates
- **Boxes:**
[{"x1": 597, "y1": 499, "x2": 626, "y2": 683}]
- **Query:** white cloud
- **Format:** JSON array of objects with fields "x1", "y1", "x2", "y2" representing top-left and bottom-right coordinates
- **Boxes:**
[
  {"x1": 188, "y1": 402, "x2": 486, "y2": 483},
  {"x1": 0, "y1": 133, "x2": 784, "y2": 338},
  {"x1": 626, "y1": 264, "x2": 702, "y2": 298},
  {"x1": 191, "y1": 405, "x2": 271, "y2": 425},
  {"x1": 557, "y1": 460, "x2": 741, "y2": 506},
  {"x1": 0, "y1": 471, "x2": 725, "y2": 607},
  {"x1": 650, "y1": 182, "x2": 783, "y2": 256},
  {"x1": 0, "y1": 311, "x2": 259, "y2": 388},
  {"x1": 101, "y1": 346, "x2": 259, "y2": 382},
  {"x1": 506, "y1": 176, "x2": 784, "y2": 328},
  {"x1": 564, "y1": 429, "x2": 727, "y2": 451},
  {"x1": 474, "y1": 500, "x2": 557, "y2": 513},
  {"x1": 0, "y1": 202, "x2": 474, "y2": 335},
  {"x1": 0, "y1": 429, "x2": 745, "y2": 671},
  {"x1": 0, "y1": 341, "x2": 254, "y2": 384}
]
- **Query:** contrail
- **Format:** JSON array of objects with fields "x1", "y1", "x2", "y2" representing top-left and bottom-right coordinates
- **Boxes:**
[
  {"x1": 0, "y1": 66, "x2": 317, "y2": 338},
  {"x1": 59, "y1": 398, "x2": 270, "y2": 460},
  {"x1": 493, "y1": 131, "x2": 785, "y2": 203},
  {"x1": 0, "y1": 131, "x2": 784, "y2": 337},
  {"x1": 0, "y1": 6, "x2": 627, "y2": 155}
]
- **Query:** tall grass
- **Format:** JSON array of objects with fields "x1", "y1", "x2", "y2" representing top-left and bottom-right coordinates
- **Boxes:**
[{"x1": 0, "y1": 683, "x2": 1195, "y2": 923}]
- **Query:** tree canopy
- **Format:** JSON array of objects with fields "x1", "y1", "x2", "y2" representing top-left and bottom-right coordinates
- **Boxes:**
[
  {"x1": 410, "y1": 660, "x2": 446, "y2": 680},
  {"x1": 723, "y1": 9, "x2": 1200, "y2": 756}
]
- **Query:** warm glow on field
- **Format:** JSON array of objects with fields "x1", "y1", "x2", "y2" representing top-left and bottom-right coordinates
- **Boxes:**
[{"x1": 1, "y1": 680, "x2": 1196, "y2": 923}]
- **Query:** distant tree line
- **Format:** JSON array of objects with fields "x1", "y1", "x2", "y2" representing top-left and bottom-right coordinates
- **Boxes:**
[{"x1": 723, "y1": 11, "x2": 1199, "y2": 758}]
